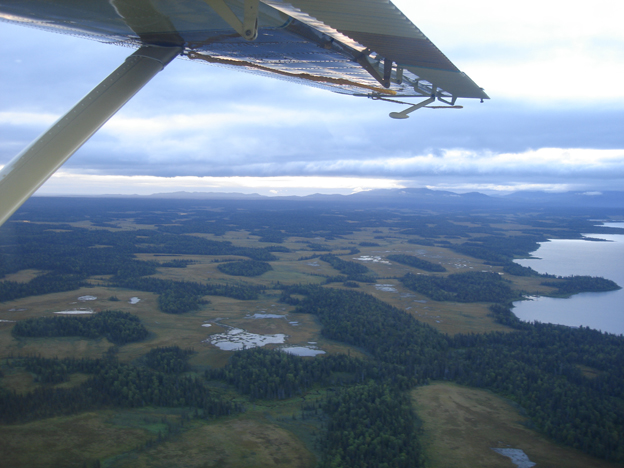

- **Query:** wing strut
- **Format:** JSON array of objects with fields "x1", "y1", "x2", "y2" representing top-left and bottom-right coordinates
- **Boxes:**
[{"x1": 0, "y1": 45, "x2": 182, "y2": 227}]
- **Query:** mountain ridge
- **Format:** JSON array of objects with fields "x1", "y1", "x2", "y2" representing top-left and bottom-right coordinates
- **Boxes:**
[{"x1": 36, "y1": 188, "x2": 624, "y2": 209}]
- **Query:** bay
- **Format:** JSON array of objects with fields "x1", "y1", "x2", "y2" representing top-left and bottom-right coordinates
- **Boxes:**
[{"x1": 512, "y1": 222, "x2": 624, "y2": 335}]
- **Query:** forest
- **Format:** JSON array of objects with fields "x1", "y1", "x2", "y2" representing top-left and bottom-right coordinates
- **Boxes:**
[
  {"x1": 319, "y1": 254, "x2": 374, "y2": 282},
  {"x1": 0, "y1": 350, "x2": 239, "y2": 424},
  {"x1": 11, "y1": 311, "x2": 148, "y2": 345},
  {"x1": 540, "y1": 275, "x2": 621, "y2": 296},
  {"x1": 0, "y1": 196, "x2": 622, "y2": 467},
  {"x1": 386, "y1": 254, "x2": 446, "y2": 272},
  {"x1": 399, "y1": 271, "x2": 518, "y2": 303},
  {"x1": 217, "y1": 260, "x2": 273, "y2": 277},
  {"x1": 280, "y1": 285, "x2": 624, "y2": 461}
]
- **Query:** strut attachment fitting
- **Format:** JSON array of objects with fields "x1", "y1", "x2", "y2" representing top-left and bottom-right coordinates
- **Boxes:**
[{"x1": 203, "y1": 0, "x2": 259, "y2": 40}]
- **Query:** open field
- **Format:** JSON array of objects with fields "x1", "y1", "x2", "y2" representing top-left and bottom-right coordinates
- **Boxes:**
[
  {"x1": 1, "y1": 269, "x2": 46, "y2": 283},
  {"x1": 0, "y1": 280, "x2": 364, "y2": 368},
  {"x1": 0, "y1": 223, "x2": 525, "y2": 364},
  {"x1": 0, "y1": 410, "x2": 154, "y2": 468},
  {"x1": 0, "y1": 390, "x2": 320, "y2": 468},
  {"x1": 112, "y1": 418, "x2": 315, "y2": 468},
  {"x1": 111, "y1": 397, "x2": 321, "y2": 468},
  {"x1": 412, "y1": 382, "x2": 620, "y2": 468}
]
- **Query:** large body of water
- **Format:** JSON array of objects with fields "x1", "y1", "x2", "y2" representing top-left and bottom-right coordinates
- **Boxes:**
[{"x1": 512, "y1": 222, "x2": 624, "y2": 335}]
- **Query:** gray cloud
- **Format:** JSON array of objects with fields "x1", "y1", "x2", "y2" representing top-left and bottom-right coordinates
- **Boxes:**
[{"x1": 2, "y1": 21, "x2": 624, "y2": 195}]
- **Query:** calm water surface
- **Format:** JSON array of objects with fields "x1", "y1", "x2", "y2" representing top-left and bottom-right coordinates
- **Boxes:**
[{"x1": 512, "y1": 222, "x2": 624, "y2": 335}]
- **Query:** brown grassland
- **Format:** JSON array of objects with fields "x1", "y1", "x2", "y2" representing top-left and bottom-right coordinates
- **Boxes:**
[
  {"x1": 412, "y1": 382, "x2": 620, "y2": 468},
  {"x1": 0, "y1": 404, "x2": 319, "y2": 468}
]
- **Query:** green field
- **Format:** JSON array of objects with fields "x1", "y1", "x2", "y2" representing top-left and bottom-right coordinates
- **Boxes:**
[{"x1": 413, "y1": 382, "x2": 620, "y2": 468}]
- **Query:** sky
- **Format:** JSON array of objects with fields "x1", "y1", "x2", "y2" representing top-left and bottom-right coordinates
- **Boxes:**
[{"x1": 1, "y1": 0, "x2": 624, "y2": 197}]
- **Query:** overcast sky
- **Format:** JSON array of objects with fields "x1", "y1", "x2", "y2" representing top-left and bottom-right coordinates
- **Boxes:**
[{"x1": 1, "y1": 0, "x2": 624, "y2": 196}]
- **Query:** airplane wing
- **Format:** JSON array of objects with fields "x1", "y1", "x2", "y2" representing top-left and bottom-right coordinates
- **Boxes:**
[
  {"x1": 0, "y1": 0, "x2": 488, "y2": 226},
  {"x1": 0, "y1": 0, "x2": 488, "y2": 102}
]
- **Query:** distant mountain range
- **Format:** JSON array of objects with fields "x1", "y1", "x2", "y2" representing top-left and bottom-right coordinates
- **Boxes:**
[
  {"x1": 104, "y1": 188, "x2": 623, "y2": 210},
  {"x1": 65, "y1": 188, "x2": 624, "y2": 211}
]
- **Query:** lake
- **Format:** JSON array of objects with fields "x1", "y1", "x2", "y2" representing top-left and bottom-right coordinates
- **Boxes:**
[{"x1": 512, "y1": 222, "x2": 624, "y2": 335}]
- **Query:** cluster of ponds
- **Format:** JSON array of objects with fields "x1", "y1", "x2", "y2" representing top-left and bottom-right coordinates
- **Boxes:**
[
  {"x1": 204, "y1": 308, "x2": 325, "y2": 356},
  {"x1": 51, "y1": 295, "x2": 142, "y2": 314},
  {"x1": 375, "y1": 283, "x2": 397, "y2": 292},
  {"x1": 205, "y1": 327, "x2": 287, "y2": 351},
  {"x1": 353, "y1": 255, "x2": 390, "y2": 264}
]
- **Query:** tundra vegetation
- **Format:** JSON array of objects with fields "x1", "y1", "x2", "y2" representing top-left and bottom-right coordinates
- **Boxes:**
[{"x1": 0, "y1": 196, "x2": 622, "y2": 468}]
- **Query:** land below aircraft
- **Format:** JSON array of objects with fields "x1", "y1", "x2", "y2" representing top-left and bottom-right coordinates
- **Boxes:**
[{"x1": 0, "y1": 0, "x2": 488, "y2": 227}]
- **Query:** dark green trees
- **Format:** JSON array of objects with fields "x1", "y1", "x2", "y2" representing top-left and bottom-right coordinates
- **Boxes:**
[
  {"x1": 399, "y1": 271, "x2": 517, "y2": 303},
  {"x1": 387, "y1": 254, "x2": 446, "y2": 272},
  {"x1": 217, "y1": 260, "x2": 273, "y2": 277},
  {"x1": 12, "y1": 311, "x2": 148, "y2": 344}
]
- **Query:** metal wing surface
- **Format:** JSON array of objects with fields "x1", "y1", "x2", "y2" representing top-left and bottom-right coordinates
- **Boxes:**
[{"x1": 0, "y1": 0, "x2": 488, "y2": 102}]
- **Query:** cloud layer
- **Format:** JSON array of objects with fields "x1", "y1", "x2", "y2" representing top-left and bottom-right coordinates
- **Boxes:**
[{"x1": 1, "y1": 0, "x2": 624, "y2": 196}]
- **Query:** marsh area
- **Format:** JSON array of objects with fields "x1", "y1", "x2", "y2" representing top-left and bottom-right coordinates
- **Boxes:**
[{"x1": 0, "y1": 197, "x2": 622, "y2": 468}]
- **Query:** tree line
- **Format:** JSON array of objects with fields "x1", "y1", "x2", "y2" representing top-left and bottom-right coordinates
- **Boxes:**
[
  {"x1": 217, "y1": 260, "x2": 273, "y2": 277},
  {"x1": 113, "y1": 277, "x2": 262, "y2": 314},
  {"x1": 0, "y1": 221, "x2": 278, "y2": 305},
  {"x1": 0, "y1": 273, "x2": 86, "y2": 302},
  {"x1": 399, "y1": 271, "x2": 518, "y2": 303},
  {"x1": 0, "y1": 351, "x2": 239, "y2": 424},
  {"x1": 541, "y1": 275, "x2": 620, "y2": 296},
  {"x1": 11, "y1": 311, "x2": 148, "y2": 345},
  {"x1": 319, "y1": 254, "x2": 374, "y2": 282},
  {"x1": 207, "y1": 348, "x2": 368, "y2": 399},
  {"x1": 144, "y1": 346, "x2": 195, "y2": 374},
  {"x1": 319, "y1": 382, "x2": 423, "y2": 468},
  {"x1": 387, "y1": 254, "x2": 446, "y2": 272}
]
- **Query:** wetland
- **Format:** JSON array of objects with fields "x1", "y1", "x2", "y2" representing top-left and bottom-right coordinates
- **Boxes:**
[{"x1": 0, "y1": 195, "x2": 623, "y2": 467}]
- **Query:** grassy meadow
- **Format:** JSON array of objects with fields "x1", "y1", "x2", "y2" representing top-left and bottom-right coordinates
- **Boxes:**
[{"x1": 413, "y1": 382, "x2": 620, "y2": 468}]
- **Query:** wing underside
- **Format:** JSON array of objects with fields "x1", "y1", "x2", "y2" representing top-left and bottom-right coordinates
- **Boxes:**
[{"x1": 0, "y1": 0, "x2": 488, "y2": 102}]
